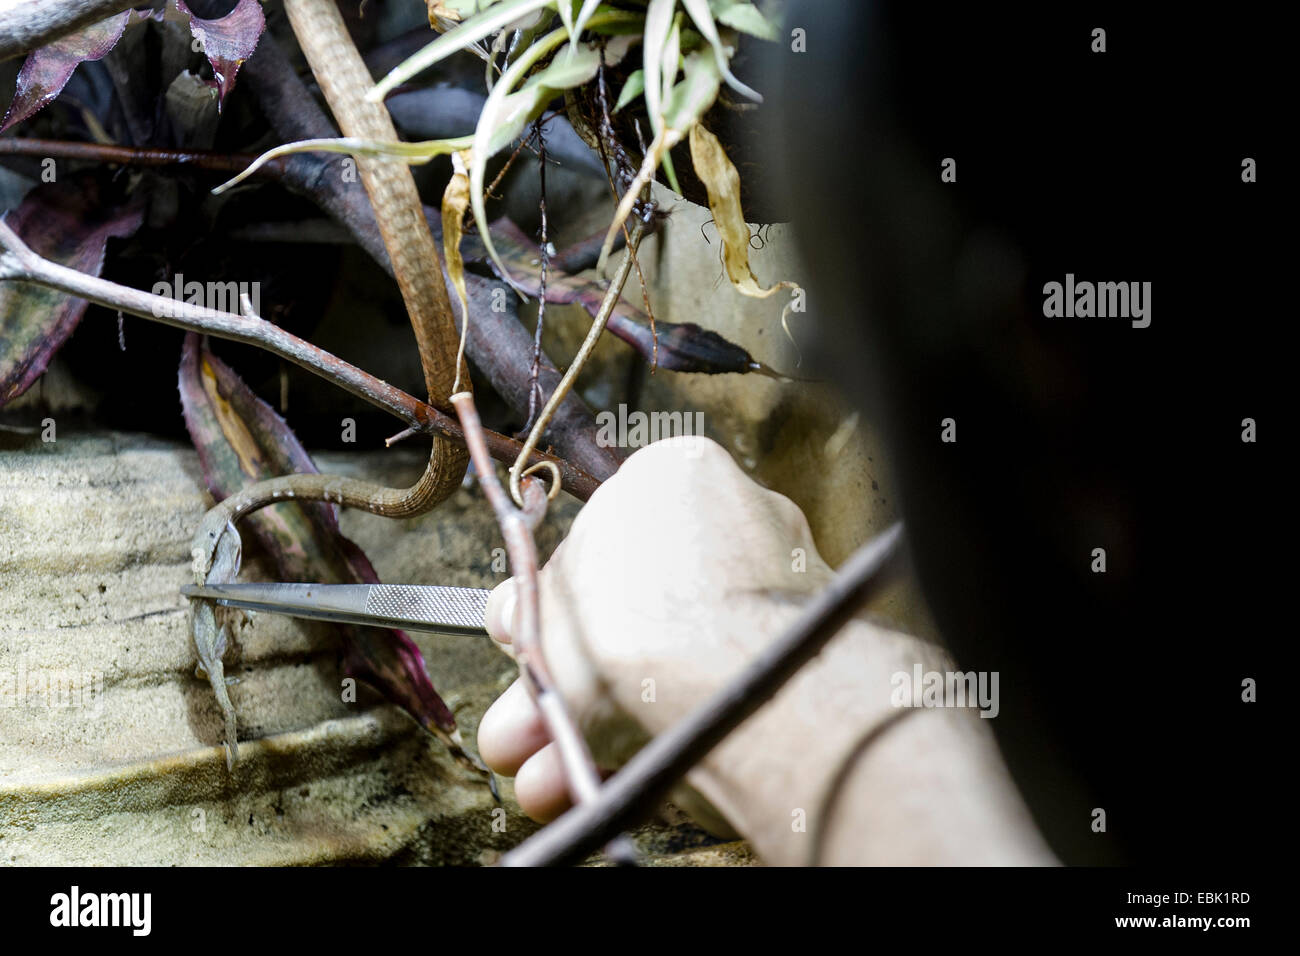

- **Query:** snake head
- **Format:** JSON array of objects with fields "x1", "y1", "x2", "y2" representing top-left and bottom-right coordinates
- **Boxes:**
[
  {"x1": 208, "y1": 521, "x2": 243, "y2": 584},
  {"x1": 191, "y1": 517, "x2": 243, "y2": 585},
  {"x1": 188, "y1": 517, "x2": 244, "y2": 768}
]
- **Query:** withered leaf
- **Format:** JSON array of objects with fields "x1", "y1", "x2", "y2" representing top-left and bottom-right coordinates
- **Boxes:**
[
  {"x1": 688, "y1": 122, "x2": 796, "y2": 301},
  {"x1": 442, "y1": 148, "x2": 473, "y2": 391},
  {"x1": 0, "y1": 180, "x2": 144, "y2": 406},
  {"x1": 177, "y1": 334, "x2": 458, "y2": 739}
]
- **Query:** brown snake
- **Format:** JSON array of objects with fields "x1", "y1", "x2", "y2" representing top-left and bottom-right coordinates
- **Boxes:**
[
  {"x1": 276, "y1": 0, "x2": 468, "y2": 513},
  {"x1": 190, "y1": 0, "x2": 472, "y2": 763},
  {"x1": 193, "y1": 0, "x2": 469, "y2": 567}
]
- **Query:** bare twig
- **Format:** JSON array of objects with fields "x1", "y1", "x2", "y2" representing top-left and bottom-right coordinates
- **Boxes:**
[
  {"x1": 451, "y1": 390, "x2": 637, "y2": 865},
  {"x1": 0, "y1": 0, "x2": 145, "y2": 62},
  {"x1": 499, "y1": 523, "x2": 906, "y2": 866},
  {"x1": 0, "y1": 137, "x2": 284, "y2": 175},
  {"x1": 483, "y1": 132, "x2": 532, "y2": 206},
  {"x1": 0, "y1": 217, "x2": 600, "y2": 501}
]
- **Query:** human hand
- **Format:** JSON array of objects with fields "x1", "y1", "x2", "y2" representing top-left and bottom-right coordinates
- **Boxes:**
[{"x1": 477, "y1": 437, "x2": 1055, "y2": 865}]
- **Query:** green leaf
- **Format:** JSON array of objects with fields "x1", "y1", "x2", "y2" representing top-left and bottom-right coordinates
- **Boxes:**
[
  {"x1": 483, "y1": 42, "x2": 602, "y2": 155},
  {"x1": 663, "y1": 47, "x2": 724, "y2": 133},
  {"x1": 681, "y1": 0, "x2": 762, "y2": 101},
  {"x1": 710, "y1": 0, "x2": 779, "y2": 41},
  {"x1": 614, "y1": 68, "x2": 644, "y2": 112},
  {"x1": 557, "y1": 0, "x2": 577, "y2": 40},
  {"x1": 642, "y1": 0, "x2": 676, "y2": 142},
  {"x1": 211, "y1": 135, "x2": 474, "y2": 194},
  {"x1": 570, "y1": 0, "x2": 605, "y2": 42},
  {"x1": 369, "y1": 0, "x2": 557, "y2": 102},
  {"x1": 598, "y1": 49, "x2": 722, "y2": 267},
  {"x1": 657, "y1": 14, "x2": 684, "y2": 192}
]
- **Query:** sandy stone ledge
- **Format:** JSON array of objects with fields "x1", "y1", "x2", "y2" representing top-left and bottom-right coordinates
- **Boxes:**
[{"x1": 0, "y1": 430, "x2": 751, "y2": 865}]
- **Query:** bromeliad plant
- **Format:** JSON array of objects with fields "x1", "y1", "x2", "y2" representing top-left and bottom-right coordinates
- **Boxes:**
[{"x1": 222, "y1": 0, "x2": 794, "y2": 325}]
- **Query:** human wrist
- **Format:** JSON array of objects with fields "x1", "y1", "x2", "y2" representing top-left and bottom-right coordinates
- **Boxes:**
[
  {"x1": 683, "y1": 617, "x2": 940, "y2": 863},
  {"x1": 686, "y1": 617, "x2": 1053, "y2": 865}
]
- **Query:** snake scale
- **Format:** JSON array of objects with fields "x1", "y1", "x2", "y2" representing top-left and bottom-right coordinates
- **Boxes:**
[{"x1": 190, "y1": 0, "x2": 470, "y2": 766}]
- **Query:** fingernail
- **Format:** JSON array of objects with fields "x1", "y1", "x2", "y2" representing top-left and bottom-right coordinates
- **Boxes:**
[{"x1": 486, "y1": 581, "x2": 517, "y2": 645}]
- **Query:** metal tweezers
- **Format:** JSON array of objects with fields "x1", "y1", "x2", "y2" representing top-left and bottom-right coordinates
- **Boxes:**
[{"x1": 180, "y1": 583, "x2": 490, "y2": 636}]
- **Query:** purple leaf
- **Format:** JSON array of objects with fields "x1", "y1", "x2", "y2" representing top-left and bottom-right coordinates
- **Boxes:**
[
  {"x1": 0, "y1": 180, "x2": 144, "y2": 405},
  {"x1": 0, "y1": 12, "x2": 132, "y2": 133},
  {"x1": 177, "y1": 335, "x2": 459, "y2": 738},
  {"x1": 487, "y1": 218, "x2": 761, "y2": 374},
  {"x1": 175, "y1": 0, "x2": 266, "y2": 109}
]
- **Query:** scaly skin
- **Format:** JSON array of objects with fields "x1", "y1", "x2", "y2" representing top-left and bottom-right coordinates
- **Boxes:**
[
  {"x1": 190, "y1": 521, "x2": 242, "y2": 768},
  {"x1": 282, "y1": 0, "x2": 469, "y2": 411},
  {"x1": 189, "y1": 0, "x2": 470, "y2": 764}
]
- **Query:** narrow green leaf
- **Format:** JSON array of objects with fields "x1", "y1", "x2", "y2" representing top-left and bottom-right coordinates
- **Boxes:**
[
  {"x1": 642, "y1": 0, "x2": 676, "y2": 142},
  {"x1": 211, "y1": 135, "x2": 474, "y2": 194},
  {"x1": 681, "y1": 0, "x2": 762, "y2": 101},
  {"x1": 710, "y1": 0, "x2": 779, "y2": 41},
  {"x1": 570, "y1": 0, "x2": 605, "y2": 43},
  {"x1": 368, "y1": 0, "x2": 557, "y2": 103},
  {"x1": 614, "y1": 68, "x2": 644, "y2": 112},
  {"x1": 557, "y1": 0, "x2": 577, "y2": 40}
]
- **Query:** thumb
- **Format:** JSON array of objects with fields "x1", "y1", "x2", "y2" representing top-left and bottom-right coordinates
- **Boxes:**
[{"x1": 484, "y1": 577, "x2": 518, "y2": 655}]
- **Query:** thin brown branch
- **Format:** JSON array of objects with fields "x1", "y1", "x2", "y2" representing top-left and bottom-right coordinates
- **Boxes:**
[
  {"x1": 451, "y1": 390, "x2": 637, "y2": 865},
  {"x1": 0, "y1": 217, "x2": 599, "y2": 501},
  {"x1": 0, "y1": 137, "x2": 284, "y2": 175},
  {"x1": 498, "y1": 522, "x2": 906, "y2": 866},
  {"x1": 483, "y1": 129, "x2": 535, "y2": 206}
]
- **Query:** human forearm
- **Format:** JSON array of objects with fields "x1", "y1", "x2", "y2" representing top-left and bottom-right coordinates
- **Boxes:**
[{"x1": 687, "y1": 620, "x2": 1057, "y2": 865}]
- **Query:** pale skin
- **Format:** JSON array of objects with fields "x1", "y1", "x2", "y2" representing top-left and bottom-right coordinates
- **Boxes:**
[{"x1": 478, "y1": 437, "x2": 1059, "y2": 865}]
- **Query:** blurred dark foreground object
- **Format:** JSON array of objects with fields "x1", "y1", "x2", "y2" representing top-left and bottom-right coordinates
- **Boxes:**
[{"x1": 762, "y1": 2, "x2": 1277, "y2": 864}]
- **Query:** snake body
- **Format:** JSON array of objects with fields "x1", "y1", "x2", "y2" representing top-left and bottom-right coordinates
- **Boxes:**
[{"x1": 191, "y1": 0, "x2": 470, "y2": 761}]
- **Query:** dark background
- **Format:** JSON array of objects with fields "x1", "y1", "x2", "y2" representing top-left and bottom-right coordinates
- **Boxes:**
[{"x1": 766, "y1": 2, "x2": 1279, "y2": 863}]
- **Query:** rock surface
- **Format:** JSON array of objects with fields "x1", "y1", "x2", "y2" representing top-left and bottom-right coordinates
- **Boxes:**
[{"x1": 0, "y1": 430, "x2": 750, "y2": 865}]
